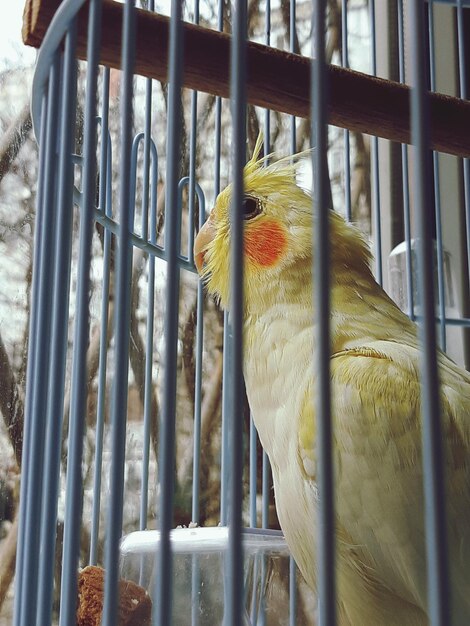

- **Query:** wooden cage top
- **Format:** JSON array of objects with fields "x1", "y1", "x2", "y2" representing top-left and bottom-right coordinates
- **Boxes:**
[{"x1": 23, "y1": 0, "x2": 470, "y2": 158}]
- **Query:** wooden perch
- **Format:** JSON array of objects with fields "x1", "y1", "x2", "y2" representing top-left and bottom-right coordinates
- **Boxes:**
[{"x1": 23, "y1": 0, "x2": 470, "y2": 158}]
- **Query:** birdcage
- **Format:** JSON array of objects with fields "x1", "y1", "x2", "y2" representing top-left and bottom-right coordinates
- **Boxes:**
[{"x1": 9, "y1": 0, "x2": 470, "y2": 625}]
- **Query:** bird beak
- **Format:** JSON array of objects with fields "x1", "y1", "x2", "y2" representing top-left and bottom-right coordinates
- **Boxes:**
[{"x1": 194, "y1": 217, "x2": 216, "y2": 273}]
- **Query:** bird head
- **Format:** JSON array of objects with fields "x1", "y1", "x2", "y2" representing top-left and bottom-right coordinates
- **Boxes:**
[
  {"x1": 194, "y1": 136, "x2": 372, "y2": 312},
  {"x1": 194, "y1": 136, "x2": 314, "y2": 311}
]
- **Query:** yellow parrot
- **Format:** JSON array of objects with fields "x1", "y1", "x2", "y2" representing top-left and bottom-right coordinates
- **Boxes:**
[{"x1": 193, "y1": 137, "x2": 470, "y2": 626}]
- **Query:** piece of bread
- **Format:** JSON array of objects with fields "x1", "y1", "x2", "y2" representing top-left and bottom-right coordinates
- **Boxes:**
[{"x1": 77, "y1": 565, "x2": 152, "y2": 626}]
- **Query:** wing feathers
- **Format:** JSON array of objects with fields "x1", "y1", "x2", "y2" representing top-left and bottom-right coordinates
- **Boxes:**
[{"x1": 296, "y1": 340, "x2": 470, "y2": 617}]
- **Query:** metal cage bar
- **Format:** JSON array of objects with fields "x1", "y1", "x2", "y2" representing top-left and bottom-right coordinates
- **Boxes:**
[
  {"x1": 369, "y1": 0, "x2": 383, "y2": 285},
  {"x1": 12, "y1": 90, "x2": 48, "y2": 626},
  {"x1": 90, "y1": 67, "x2": 112, "y2": 565},
  {"x1": 427, "y1": 0, "x2": 447, "y2": 350},
  {"x1": 15, "y1": 58, "x2": 61, "y2": 626},
  {"x1": 59, "y1": 2, "x2": 102, "y2": 624},
  {"x1": 261, "y1": 0, "x2": 272, "y2": 538},
  {"x1": 189, "y1": 0, "x2": 204, "y2": 531},
  {"x1": 341, "y1": 0, "x2": 352, "y2": 223},
  {"x1": 154, "y1": 0, "x2": 184, "y2": 623},
  {"x1": 409, "y1": 2, "x2": 450, "y2": 624},
  {"x1": 227, "y1": 2, "x2": 247, "y2": 625},
  {"x1": 397, "y1": 0, "x2": 415, "y2": 322},
  {"x1": 20, "y1": 55, "x2": 63, "y2": 626},
  {"x1": 312, "y1": 2, "x2": 336, "y2": 625},
  {"x1": 36, "y1": 22, "x2": 78, "y2": 626}
]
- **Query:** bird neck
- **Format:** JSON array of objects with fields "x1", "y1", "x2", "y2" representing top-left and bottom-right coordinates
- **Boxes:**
[
  {"x1": 243, "y1": 255, "x2": 314, "y2": 319},
  {"x1": 242, "y1": 243, "x2": 416, "y2": 352}
]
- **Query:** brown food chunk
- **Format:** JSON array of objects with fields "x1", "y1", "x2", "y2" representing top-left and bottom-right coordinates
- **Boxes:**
[{"x1": 77, "y1": 565, "x2": 152, "y2": 626}]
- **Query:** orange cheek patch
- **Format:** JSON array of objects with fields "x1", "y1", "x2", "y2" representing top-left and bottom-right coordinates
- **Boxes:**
[{"x1": 244, "y1": 219, "x2": 288, "y2": 267}]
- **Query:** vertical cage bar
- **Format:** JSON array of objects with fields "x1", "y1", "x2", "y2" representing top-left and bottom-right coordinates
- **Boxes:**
[
  {"x1": 289, "y1": 5, "x2": 299, "y2": 613},
  {"x1": 36, "y1": 24, "x2": 78, "y2": 626},
  {"x1": 214, "y1": 0, "x2": 224, "y2": 199},
  {"x1": 140, "y1": 140, "x2": 158, "y2": 532},
  {"x1": 16, "y1": 56, "x2": 60, "y2": 626},
  {"x1": 192, "y1": 272, "x2": 204, "y2": 524},
  {"x1": 427, "y1": 0, "x2": 447, "y2": 350},
  {"x1": 312, "y1": 1, "x2": 336, "y2": 624},
  {"x1": 409, "y1": 2, "x2": 450, "y2": 625},
  {"x1": 220, "y1": 282, "x2": 230, "y2": 524},
  {"x1": 101, "y1": 0, "x2": 137, "y2": 624},
  {"x1": 249, "y1": 416, "x2": 257, "y2": 527},
  {"x1": 265, "y1": 0, "x2": 271, "y2": 47},
  {"x1": 187, "y1": 0, "x2": 199, "y2": 264},
  {"x1": 217, "y1": 0, "x2": 229, "y2": 528},
  {"x1": 290, "y1": 0, "x2": 297, "y2": 153},
  {"x1": 220, "y1": 285, "x2": 230, "y2": 523},
  {"x1": 141, "y1": 0, "x2": 154, "y2": 244},
  {"x1": 19, "y1": 55, "x2": 61, "y2": 626},
  {"x1": 192, "y1": 183, "x2": 206, "y2": 526},
  {"x1": 369, "y1": 0, "x2": 382, "y2": 285},
  {"x1": 456, "y1": 1, "x2": 470, "y2": 286},
  {"x1": 261, "y1": 0, "x2": 271, "y2": 534},
  {"x1": 341, "y1": 0, "x2": 352, "y2": 222},
  {"x1": 13, "y1": 90, "x2": 48, "y2": 626},
  {"x1": 289, "y1": 557, "x2": 297, "y2": 626},
  {"x1": 190, "y1": 0, "x2": 203, "y2": 527},
  {"x1": 397, "y1": 0, "x2": 415, "y2": 320},
  {"x1": 154, "y1": 0, "x2": 184, "y2": 623},
  {"x1": 59, "y1": 2, "x2": 102, "y2": 624},
  {"x1": 261, "y1": 452, "x2": 269, "y2": 529},
  {"x1": 90, "y1": 66, "x2": 112, "y2": 564},
  {"x1": 227, "y1": 0, "x2": 247, "y2": 624},
  {"x1": 260, "y1": 29, "x2": 272, "y2": 615}
]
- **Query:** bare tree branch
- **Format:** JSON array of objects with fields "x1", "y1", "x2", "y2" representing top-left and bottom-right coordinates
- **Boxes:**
[
  {"x1": 0, "y1": 514, "x2": 18, "y2": 610},
  {"x1": 351, "y1": 131, "x2": 371, "y2": 225},
  {"x1": 0, "y1": 333, "x2": 23, "y2": 467},
  {"x1": 281, "y1": 0, "x2": 301, "y2": 54},
  {"x1": 0, "y1": 104, "x2": 32, "y2": 187},
  {"x1": 179, "y1": 338, "x2": 223, "y2": 525},
  {"x1": 61, "y1": 302, "x2": 115, "y2": 465},
  {"x1": 0, "y1": 104, "x2": 35, "y2": 614},
  {"x1": 181, "y1": 297, "x2": 197, "y2": 409},
  {"x1": 247, "y1": 104, "x2": 261, "y2": 157},
  {"x1": 326, "y1": 0, "x2": 341, "y2": 64},
  {"x1": 196, "y1": 93, "x2": 216, "y2": 137},
  {"x1": 129, "y1": 250, "x2": 160, "y2": 461}
]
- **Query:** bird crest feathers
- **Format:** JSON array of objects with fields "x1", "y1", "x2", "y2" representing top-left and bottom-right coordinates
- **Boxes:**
[{"x1": 243, "y1": 133, "x2": 313, "y2": 194}]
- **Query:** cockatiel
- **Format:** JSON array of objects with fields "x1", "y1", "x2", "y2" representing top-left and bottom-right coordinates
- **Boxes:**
[{"x1": 193, "y1": 137, "x2": 470, "y2": 626}]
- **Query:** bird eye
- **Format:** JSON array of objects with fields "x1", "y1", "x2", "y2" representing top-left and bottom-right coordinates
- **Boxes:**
[{"x1": 242, "y1": 196, "x2": 261, "y2": 220}]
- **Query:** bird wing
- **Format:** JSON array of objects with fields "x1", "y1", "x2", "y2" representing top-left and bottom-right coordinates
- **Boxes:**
[{"x1": 297, "y1": 341, "x2": 470, "y2": 617}]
